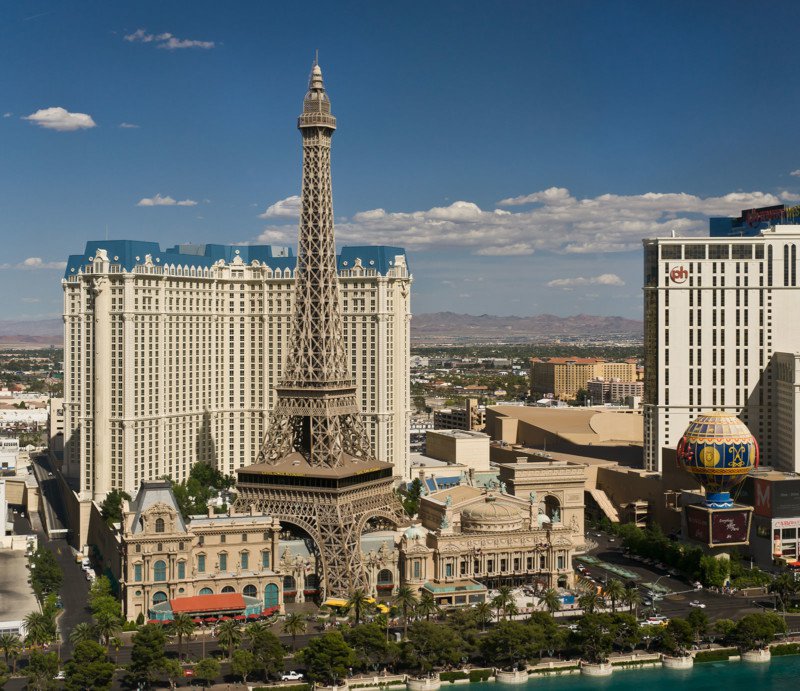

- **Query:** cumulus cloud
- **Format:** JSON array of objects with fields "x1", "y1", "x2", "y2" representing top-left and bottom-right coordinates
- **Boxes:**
[
  {"x1": 791, "y1": 170, "x2": 800, "y2": 177},
  {"x1": 137, "y1": 193, "x2": 197, "y2": 207},
  {"x1": 119, "y1": 122, "x2": 139, "y2": 129},
  {"x1": 0, "y1": 257, "x2": 68, "y2": 270},
  {"x1": 547, "y1": 274, "x2": 625, "y2": 289},
  {"x1": 256, "y1": 187, "x2": 783, "y2": 256},
  {"x1": 780, "y1": 191, "x2": 800, "y2": 202},
  {"x1": 23, "y1": 107, "x2": 96, "y2": 131},
  {"x1": 258, "y1": 195, "x2": 301, "y2": 218},
  {"x1": 3, "y1": 112, "x2": 12, "y2": 118},
  {"x1": 124, "y1": 28, "x2": 215, "y2": 50}
]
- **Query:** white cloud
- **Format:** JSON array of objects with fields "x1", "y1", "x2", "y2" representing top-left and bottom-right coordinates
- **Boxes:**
[
  {"x1": 547, "y1": 273, "x2": 625, "y2": 289},
  {"x1": 20, "y1": 297, "x2": 40, "y2": 303},
  {"x1": 119, "y1": 122, "x2": 139, "y2": 129},
  {"x1": 0, "y1": 257, "x2": 67, "y2": 270},
  {"x1": 791, "y1": 170, "x2": 800, "y2": 177},
  {"x1": 779, "y1": 191, "x2": 800, "y2": 202},
  {"x1": 259, "y1": 195, "x2": 301, "y2": 218},
  {"x1": 23, "y1": 107, "x2": 96, "y2": 131},
  {"x1": 137, "y1": 193, "x2": 197, "y2": 207},
  {"x1": 255, "y1": 187, "x2": 782, "y2": 256},
  {"x1": 3, "y1": 112, "x2": 11, "y2": 118},
  {"x1": 124, "y1": 28, "x2": 215, "y2": 50}
]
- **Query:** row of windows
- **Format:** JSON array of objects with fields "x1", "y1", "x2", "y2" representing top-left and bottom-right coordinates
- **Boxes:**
[{"x1": 134, "y1": 550, "x2": 271, "y2": 582}]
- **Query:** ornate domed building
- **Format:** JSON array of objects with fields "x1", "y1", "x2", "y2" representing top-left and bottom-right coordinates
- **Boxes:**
[{"x1": 399, "y1": 481, "x2": 581, "y2": 607}]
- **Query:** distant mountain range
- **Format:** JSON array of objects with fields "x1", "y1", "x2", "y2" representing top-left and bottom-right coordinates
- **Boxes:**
[
  {"x1": 0, "y1": 319, "x2": 63, "y2": 345},
  {"x1": 411, "y1": 312, "x2": 643, "y2": 344},
  {"x1": 0, "y1": 312, "x2": 644, "y2": 347}
]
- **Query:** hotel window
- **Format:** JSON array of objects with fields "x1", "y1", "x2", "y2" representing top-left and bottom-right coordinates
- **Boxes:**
[
  {"x1": 219, "y1": 553, "x2": 228, "y2": 571},
  {"x1": 413, "y1": 561, "x2": 421, "y2": 579},
  {"x1": 262, "y1": 551, "x2": 270, "y2": 569},
  {"x1": 134, "y1": 563, "x2": 142, "y2": 582},
  {"x1": 241, "y1": 551, "x2": 249, "y2": 570},
  {"x1": 177, "y1": 561, "x2": 186, "y2": 579},
  {"x1": 197, "y1": 554, "x2": 206, "y2": 573},
  {"x1": 445, "y1": 563, "x2": 453, "y2": 577}
]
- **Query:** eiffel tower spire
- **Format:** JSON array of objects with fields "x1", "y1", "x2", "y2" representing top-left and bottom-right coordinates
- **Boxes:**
[
  {"x1": 236, "y1": 63, "x2": 406, "y2": 598},
  {"x1": 258, "y1": 61, "x2": 373, "y2": 468}
]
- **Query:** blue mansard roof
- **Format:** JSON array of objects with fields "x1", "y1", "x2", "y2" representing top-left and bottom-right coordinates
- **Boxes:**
[{"x1": 64, "y1": 241, "x2": 408, "y2": 278}]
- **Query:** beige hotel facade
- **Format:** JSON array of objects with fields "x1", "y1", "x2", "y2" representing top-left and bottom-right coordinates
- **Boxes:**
[{"x1": 62, "y1": 241, "x2": 411, "y2": 500}]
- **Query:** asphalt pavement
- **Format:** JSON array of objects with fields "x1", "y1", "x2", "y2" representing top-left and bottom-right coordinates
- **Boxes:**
[{"x1": 581, "y1": 531, "x2": 800, "y2": 628}]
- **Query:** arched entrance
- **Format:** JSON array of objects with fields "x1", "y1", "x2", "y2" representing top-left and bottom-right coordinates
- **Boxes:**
[
  {"x1": 264, "y1": 583, "x2": 279, "y2": 607},
  {"x1": 545, "y1": 496, "x2": 561, "y2": 523},
  {"x1": 152, "y1": 591, "x2": 168, "y2": 606}
]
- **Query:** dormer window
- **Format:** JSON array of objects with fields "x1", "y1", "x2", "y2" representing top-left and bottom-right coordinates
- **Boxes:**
[{"x1": 155, "y1": 518, "x2": 165, "y2": 533}]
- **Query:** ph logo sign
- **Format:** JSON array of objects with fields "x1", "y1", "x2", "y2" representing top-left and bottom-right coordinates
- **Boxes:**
[{"x1": 670, "y1": 266, "x2": 688, "y2": 284}]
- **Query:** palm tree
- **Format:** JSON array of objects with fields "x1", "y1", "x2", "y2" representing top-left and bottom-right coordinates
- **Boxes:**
[
  {"x1": 245, "y1": 620, "x2": 269, "y2": 646},
  {"x1": 0, "y1": 633, "x2": 22, "y2": 673},
  {"x1": 492, "y1": 586, "x2": 515, "y2": 620},
  {"x1": 23, "y1": 610, "x2": 56, "y2": 648},
  {"x1": 415, "y1": 590, "x2": 441, "y2": 622},
  {"x1": 68, "y1": 622, "x2": 97, "y2": 645},
  {"x1": 216, "y1": 619, "x2": 242, "y2": 660},
  {"x1": 347, "y1": 588, "x2": 373, "y2": 626},
  {"x1": 392, "y1": 586, "x2": 418, "y2": 639},
  {"x1": 474, "y1": 601, "x2": 493, "y2": 631},
  {"x1": 770, "y1": 573, "x2": 797, "y2": 613},
  {"x1": 538, "y1": 588, "x2": 560, "y2": 614},
  {"x1": 94, "y1": 611, "x2": 122, "y2": 649},
  {"x1": 578, "y1": 590, "x2": 600, "y2": 614},
  {"x1": 109, "y1": 635, "x2": 123, "y2": 666},
  {"x1": 170, "y1": 613, "x2": 196, "y2": 659},
  {"x1": 281, "y1": 613, "x2": 306, "y2": 650},
  {"x1": 621, "y1": 586, "x2": 642, "y2": 617},
  {"x1": 604, "y1": 579, "x2": 624, "y2": 613}
]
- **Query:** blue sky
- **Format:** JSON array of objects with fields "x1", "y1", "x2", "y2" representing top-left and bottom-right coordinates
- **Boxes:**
[{"x1": 2, "y1": 0, "x2": 800, "y2": 320}]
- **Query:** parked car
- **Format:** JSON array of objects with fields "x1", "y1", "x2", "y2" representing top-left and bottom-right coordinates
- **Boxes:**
[
  {"x1": 689, "y1": 600, "x2": 706, "y2": 608},
  {"x1": 282, "y1": 671, "x2": 304, "y2": 681}
]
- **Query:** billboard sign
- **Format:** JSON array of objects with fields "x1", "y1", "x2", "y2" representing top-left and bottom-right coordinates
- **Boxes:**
[{"x1": 686, "y1": 504, "x2": 752, "y2": 547}]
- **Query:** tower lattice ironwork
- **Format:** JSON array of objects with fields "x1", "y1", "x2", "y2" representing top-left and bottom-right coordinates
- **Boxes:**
[{"x1": 235, "y1": 62, "x2": 406, "y2": 598}]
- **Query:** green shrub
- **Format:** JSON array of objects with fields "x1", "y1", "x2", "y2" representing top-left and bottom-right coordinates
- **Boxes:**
[
  {"x1": 469, "y1": 669, "x2": 493, "y2": 682},
  {"x1": 771, "y1": 643, "x2": 800, "y2": 657},
  {"x1": 251, "y1": 686, "x2": 309, "y2": 691},
  {"x1": 694, "y1": 648, "x2": 736, "y2": 663},
  {"x1": 122, "y1": 620, "x2": 139, "y2": 631},
  {"x1": 440, "y1": 671, "x2": 469, "y2": 682}
]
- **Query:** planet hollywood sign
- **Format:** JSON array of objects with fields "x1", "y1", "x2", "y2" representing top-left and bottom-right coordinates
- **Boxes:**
[{"x1": 669, "y1": 265, "x2": 688, "y2": 284}]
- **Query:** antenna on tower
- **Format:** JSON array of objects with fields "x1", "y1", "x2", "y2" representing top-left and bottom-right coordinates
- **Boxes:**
[{"x1": 314, "y1": 49, "x2": 319, "y2": 66}]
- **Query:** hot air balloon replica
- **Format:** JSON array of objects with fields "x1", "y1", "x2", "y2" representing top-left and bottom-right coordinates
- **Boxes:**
[{"x1": 677, "y1": 412, "x2": 757, "y2": 548}]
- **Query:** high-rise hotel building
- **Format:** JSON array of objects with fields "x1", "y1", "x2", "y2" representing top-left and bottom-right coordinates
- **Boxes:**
[
  {"x1": 62, "y1": 240, "x2": 411, "y2": 500},
  {"x1": 643, "y1": 222, "x2": 800, "y2": 473}
]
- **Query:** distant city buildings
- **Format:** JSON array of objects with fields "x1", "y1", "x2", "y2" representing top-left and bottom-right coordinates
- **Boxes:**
[
  {"x1": 433, "y1": 397, "x2": 486, "y2": 431},
  {"x1": 643, "y1": 222, "x2": 800, "y2": 473},
  {"x1": 587, "y1": 377, "x2": 643, "y2": 404},
  {"x1": 529, "y1": 357, "x2": 638, "y2": 401},
  {"x1": 62, "y1": 240, "x2": 412, "y2": 499}
]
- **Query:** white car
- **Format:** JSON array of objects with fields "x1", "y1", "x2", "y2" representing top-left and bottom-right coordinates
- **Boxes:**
[
  {"x1": 53, "y1": 671, "x2": 66, "y2": 680},
  {"x1": 281, "y1": 671, "x2": 304, "y2": 681},
  {"x1": 689, "y1": 600, "x2": 706, "y2": 608}
]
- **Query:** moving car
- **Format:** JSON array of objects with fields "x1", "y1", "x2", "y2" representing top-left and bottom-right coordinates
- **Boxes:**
[
  {"x1": 689, "y1": 600, "x2": 706, "y2": 608},
  {"x1": 282, "y1": 671, "x2": 304, "y2": 681}
]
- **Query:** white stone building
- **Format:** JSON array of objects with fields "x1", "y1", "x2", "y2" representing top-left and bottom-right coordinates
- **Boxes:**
[
  {"x1": 62, "y1": 241, "x2": 412, "y2": 500},
  {"x1": 643, "y1": 224, "x2": 800, "y2": 472}
]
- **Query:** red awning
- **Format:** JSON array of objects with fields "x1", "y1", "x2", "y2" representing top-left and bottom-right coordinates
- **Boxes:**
[
  {"x1": 234, "y1": 615, "x2": 246, "y2": 620},
  {"x1": 247, "y1": 613, "x2": 260, "y2": 619},
  {"x1": 147, "y1": 620, "x2": 160, "y2": 625},
  {"x1": 204, "y1": 617, "x2": 217, "y2": 623},
  {"x1": 192, "y1": 618, "x2": 202, "y2": 624},
  {"x1": 219, "y1": 616, "x2": 231, "y2": 622},
  {"x1": 170, "y1": 593, "x2": 245, "y2": 615}
]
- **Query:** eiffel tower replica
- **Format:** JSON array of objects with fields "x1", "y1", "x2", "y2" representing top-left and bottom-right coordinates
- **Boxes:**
[{"x1": 235, "y1": 61, "x2": 406, "y2": 598}]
